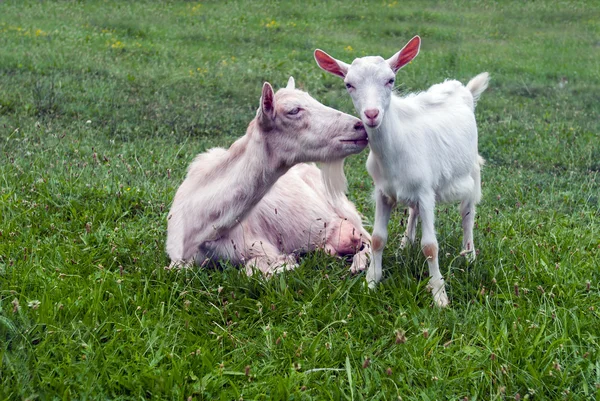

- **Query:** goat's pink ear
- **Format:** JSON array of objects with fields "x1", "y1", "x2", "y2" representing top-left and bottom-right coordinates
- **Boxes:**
[
  {"x1": 314, "y1": 49, "x2": 348, "y2": 78},
  {"x1": 259, "y1": 82, "x2": 275, "y2": 126},
  {"x1": 387, "y1": 35, "x2": 421, "y2": 73}
]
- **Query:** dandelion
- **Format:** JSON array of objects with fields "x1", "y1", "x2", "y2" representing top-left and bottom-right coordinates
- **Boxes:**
[
  {"x1": 191, "y1": 3, "x2": 202, "y2": 13},
  {"x1": 110, "y1": 39, "x2": 125, "y2": 49},
  {"x1": 265, "y1": 20, "x2": 279, "y2": 29},
  {"x1": 344, "y1": 45, "x2": 354, "y2": 52}
]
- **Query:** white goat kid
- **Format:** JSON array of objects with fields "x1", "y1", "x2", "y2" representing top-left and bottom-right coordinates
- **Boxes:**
[
  {"x1": 166, "y1": 77, "x2": 371, "y2": 275},
  {"x1": 315, "y1": 36, "x2": 489, "y2": 307}
]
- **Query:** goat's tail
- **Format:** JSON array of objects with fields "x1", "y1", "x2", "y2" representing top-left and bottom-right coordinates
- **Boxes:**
[
  {"x1": 320, "y1": 159, "x2": 347, "y2": 204},
  {"x1": 466, "y1": 72, "x2": 490, "y2": 108}
]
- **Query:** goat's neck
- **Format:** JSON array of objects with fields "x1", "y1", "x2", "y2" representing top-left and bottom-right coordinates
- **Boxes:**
[
  {"x1": 366, "y1": 109, "x2": 399, "y2": 164},
  {"x1": 217, "y1": 121, "x2": 289, "y2": 219}
]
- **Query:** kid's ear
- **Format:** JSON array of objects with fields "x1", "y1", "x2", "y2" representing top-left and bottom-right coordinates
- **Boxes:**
[
  {"x1": 286, "y1": 76, "x2": 295, "y2": 89},
  {"x1": 259, "y1": 82, "x2": 275, "y2": 128},
  {"x1": 387, "y1": 35, "x2": 421, "y2": 73},
  {"x1": 314, "y1": 49, "x2": 349, "y2": 78}
]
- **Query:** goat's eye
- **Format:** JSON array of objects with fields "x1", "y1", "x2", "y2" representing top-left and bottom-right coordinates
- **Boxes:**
[
  {"x1": 387, "y1": 79, "x2": 395, "y2": 86},
  {"x1": 287, "y1": 107, "x2": 301, "y2": 115},
  {"x1": 345, "y1": 83, "x2": 354, "y2": 90}
]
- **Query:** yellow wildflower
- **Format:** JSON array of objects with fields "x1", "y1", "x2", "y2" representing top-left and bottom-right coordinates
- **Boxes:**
[{"x1": 265, "y1": 20, "x2": 279, "y2": 29}]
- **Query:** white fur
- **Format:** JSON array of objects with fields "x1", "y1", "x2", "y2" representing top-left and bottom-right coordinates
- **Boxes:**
[
  {"x1": 166, "y1": 77, "x2": 370, "y2": 275},
  {"x1": 315, "y1": 37, "x2": 489, "y2": 307}
]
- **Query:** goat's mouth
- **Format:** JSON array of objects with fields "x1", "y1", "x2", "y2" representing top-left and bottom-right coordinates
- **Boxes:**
[
  {"x1": 364, "y1": 120, "x2": 381, "y2": 129},
  {"x1": 340, "y1": 135, "x2": 368, "y2": 146}
]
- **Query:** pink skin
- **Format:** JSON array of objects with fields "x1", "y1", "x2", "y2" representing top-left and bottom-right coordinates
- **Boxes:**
[{"x1": 166, "y1": 77, "x2": 371, "y2": 275}]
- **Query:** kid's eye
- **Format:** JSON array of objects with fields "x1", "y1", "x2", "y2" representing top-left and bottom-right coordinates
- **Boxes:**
[
  {"x1": 387, "y1": 79, "x2": 395, "y2": 85},
  {"x1": 288, "y1": 107, "x2": 301, "y2": 115},
  {"x1": 345, "y1": 83, "x2": 354, "y2": 89}
]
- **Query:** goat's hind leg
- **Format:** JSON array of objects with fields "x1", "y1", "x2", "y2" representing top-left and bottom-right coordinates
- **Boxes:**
[
  {"x1": 459, "y1": 200, "x2": 476, "y2": 262},
  {"x1": 460, "y1": 163, "x2": 482, "y2": 262},
  {"x1": 400, "y1": 205, "x2": 419, "y2": 249}
]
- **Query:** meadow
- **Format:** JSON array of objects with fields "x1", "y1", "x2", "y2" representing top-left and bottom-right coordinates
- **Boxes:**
[{"x1": 1, "y1": 0, "x2": 599, "y2": 399}]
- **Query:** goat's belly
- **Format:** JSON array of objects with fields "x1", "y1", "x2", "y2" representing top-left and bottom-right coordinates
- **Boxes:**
[{"x1": 436, "y1": 175, "x2": 475, "y2": 203}]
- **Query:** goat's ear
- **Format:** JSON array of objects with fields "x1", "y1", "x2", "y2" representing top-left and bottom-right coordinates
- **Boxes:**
[
  {"x1": 259, "y1": 82, "x2": 275, "y2": 127},
  {"x1": 314, "y1": 49, "x2": 349, "y2": 78},
  {"x1": 286, "y1": 76, "x2": 295, "y2": 89},
  {"x1": 387, "y1": 35, "x2": 420, "y2": 73}
]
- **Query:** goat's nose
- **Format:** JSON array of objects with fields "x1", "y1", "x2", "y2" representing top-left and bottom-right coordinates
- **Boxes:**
[
  {"x1": 354, "y1": 121, "x2": 364, "y2": 130},
  {"x1": 364, "y1": 109, "x2": 379, "y2": 120}
]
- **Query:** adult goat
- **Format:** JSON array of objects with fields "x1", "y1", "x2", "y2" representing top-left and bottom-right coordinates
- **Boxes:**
[{"x1": 166, "y1": 77, "x2": 371, "y2": 275}]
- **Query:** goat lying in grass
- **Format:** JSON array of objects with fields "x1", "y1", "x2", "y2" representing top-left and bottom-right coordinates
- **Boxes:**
[
  {"x1": 166, "y1": 77, "x2": 371, "y2": 275},
  {"x1": 315, "y1": 37, "x2": 489, "y2": 306}
]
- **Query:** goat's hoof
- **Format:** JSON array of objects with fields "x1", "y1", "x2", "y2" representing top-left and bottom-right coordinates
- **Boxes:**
[
  {"x1": 273, "y1": 263, "x2": 298, "y2": 275},
  {"x1": 166, "y1": 260, "x2": 193, "y2": 270},
  {"x1": 364, "y1": 279, "x2": 378, "y2": 290},
  {"x1": 460, "y1": 249, "x2": 476, "y2": 263},
  {"x1": 350, "y1": 255, "x2": 368, "y2": 274},
  {"x1": 427, "y1": 281, "x2": 449, "y2": 308},
  {"x1": 434, "y1": 292, "x2": 450, "y2": 308}
]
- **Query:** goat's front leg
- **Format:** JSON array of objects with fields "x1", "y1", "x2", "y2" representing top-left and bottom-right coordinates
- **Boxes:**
[
  {"x1": 349, "y1": 224, "x2": 372, "y2": 274},
  {"x1": 244, "y1": 239, "x2": 298, "y2": 277},
  {"x1": 419, "y1": 194, "x2": 449, "y2": 307},
  {"x1": 350, "y1": 242, "x2": 371, "y2": 273},
  {"x1": 400, "y1": 205, "x2": 419, "y2": 249},
  {"x1": 366, "y1": 191, "x2": 394, "y2": 288},
  {"x1": 460, "y1": 200, "x2": 476, "y2": 262}
]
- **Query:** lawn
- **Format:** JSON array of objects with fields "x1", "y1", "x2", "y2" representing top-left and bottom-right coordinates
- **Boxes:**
[{"x1": 1, "y1": 0, "x2": 599, "y2": 399}]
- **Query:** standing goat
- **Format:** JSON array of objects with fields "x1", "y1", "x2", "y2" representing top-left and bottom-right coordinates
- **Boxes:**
[
  {"x1": 315, "y1": 36, "x2": 489, "y2": 307},
  {"x1": 166, "y1": 77, "x2": 371, "y2": 275}
]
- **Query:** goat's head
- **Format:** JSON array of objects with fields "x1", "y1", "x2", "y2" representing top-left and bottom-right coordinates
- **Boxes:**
[
  {"x1": 314, "y1": 36, "x2": 421, "y2": 129},
  {"x1": 256, "y1": 77, "x2": 368, "y2": 166}
]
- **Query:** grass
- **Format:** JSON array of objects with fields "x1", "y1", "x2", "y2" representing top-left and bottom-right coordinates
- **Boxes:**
[{"x1": 1, "y1": 0, "x2": 599, "y2": 399}]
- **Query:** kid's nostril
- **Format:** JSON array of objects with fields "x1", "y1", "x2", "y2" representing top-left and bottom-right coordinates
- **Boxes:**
[
  {"x1": 354, "y1": 121, "x2": 364, "y2": 130},
  {"x1": 364, "y1": 109, "x2": 379, "y2": 120}
]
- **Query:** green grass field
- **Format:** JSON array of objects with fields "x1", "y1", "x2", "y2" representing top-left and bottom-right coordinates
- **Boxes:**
[{"x1": 1, "y1": 0, "x2": 599, "y2": 399}]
